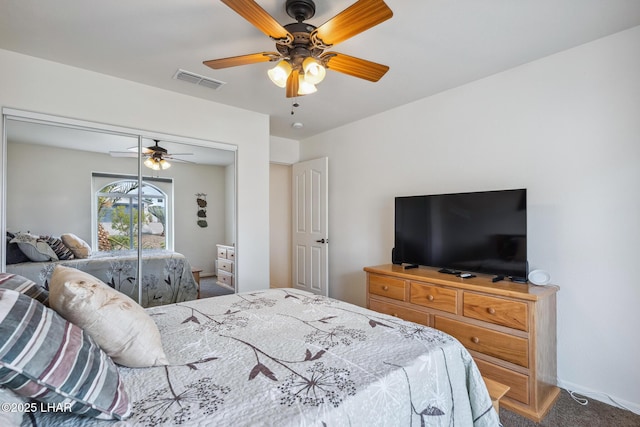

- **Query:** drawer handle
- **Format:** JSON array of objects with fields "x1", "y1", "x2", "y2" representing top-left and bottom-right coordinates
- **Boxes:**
[
  {"x1": 427, "y1": 295, "x2": 434, "y2": 301},
  {"x1": 471, "y1": 336, "x2": 480, "y2": 344},
  {"x1": 487, "y1": 307, "x2": 496, "y2": 315},
  {"x1": 382, "y1": 286, "x2": 389, "y2": 291}
]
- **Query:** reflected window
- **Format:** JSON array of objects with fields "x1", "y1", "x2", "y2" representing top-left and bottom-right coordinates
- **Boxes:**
[{"x1": 95, "y1": 178, "x2": 170, "y2": 251}]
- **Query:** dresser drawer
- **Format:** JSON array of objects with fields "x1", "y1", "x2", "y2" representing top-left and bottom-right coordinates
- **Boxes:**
[
  {"x1": 410, "y1": 282, "x2": 457, "y2": 314},
  {"x1": 218, "y1": 258, "x2": 234, "y2": 273},
  {"x1": 475, "y1": 358, "x2": 530, "y2": 405},
  {"x1": 435, "y1": 316, "x2": 529, "y2": 368},
  {"x1": 369, "y1": 299, "x2": 429, "y2": 326},
  {"x1": 217, "y1": 247, "x2": 228, "y2": 259},
  {"x1": 464, "y1": 293, "x2": 528, "y2": 331},
  {"x1": 216, "y1": 270, "x2": 234, "y2": 288},
  {"x1": 369, "y1": 274, "x2": 405, "y2": 301},
  {"x1": 226, "y1": 248, "x2": 235, "y2": 260}
]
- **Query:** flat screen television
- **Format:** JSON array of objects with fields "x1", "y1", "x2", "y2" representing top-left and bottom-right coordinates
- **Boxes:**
[{"x1": 393, "y1": 189, "x2": 527, "y2": 280}]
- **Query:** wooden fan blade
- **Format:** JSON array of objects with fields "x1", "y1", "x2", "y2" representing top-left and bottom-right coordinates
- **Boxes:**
[
  {"x1": 204, "y1": 52, "x2": 280, "y2": 69},
  {"x1": 322, "y1": 52, "x2": 389, "y2": 82},
  {"x1": 286, "y1": 69, "x2": 300, "y2": 98},
  {"x1": 166, "y1": 157, "x2": 196, "y2": 164},
  {"x1": 312, "y1": 0, "x2": 392, "y2": 47},
  {"x1": 221, "y1": 0, "x2": 292, "y2": 42}
]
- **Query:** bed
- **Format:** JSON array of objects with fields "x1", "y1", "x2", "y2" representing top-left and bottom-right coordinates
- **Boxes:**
[
  {"x1": 5, "y1": 249, "x2": 198, "y2": 307},
  {"x1": 9, "y1": 285, "x2": 500, "y2": 426}
]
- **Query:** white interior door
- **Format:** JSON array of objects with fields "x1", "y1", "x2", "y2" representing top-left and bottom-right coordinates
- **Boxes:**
[{"x1": 292, "y1": 157, "x2": 328, "y2": 296}]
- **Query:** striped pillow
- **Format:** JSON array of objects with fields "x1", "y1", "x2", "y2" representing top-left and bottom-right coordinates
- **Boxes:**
[
  {"x1": 0, "y1": 273, "x2": 49, "y2": 306},
  {"x1": 0, "y1": 289, "x2": 131, "y2": 420},
  {"x1": 42, "y1": 236, "x2": 75, "y2": 261}
]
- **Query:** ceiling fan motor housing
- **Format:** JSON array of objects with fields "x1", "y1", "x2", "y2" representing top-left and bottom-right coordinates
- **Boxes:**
[
  {"x1": 148, "y1": 140, "x2": 168, "y2": 154},
  {"x1": 285, "y1": 0, "x2": 316, "y2": 22},
  {"x1": 277, "y1": 22, "x2": 322, "y2": 62}
]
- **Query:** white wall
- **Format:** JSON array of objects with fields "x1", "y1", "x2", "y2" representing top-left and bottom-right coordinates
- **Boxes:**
[
  {"x1": 6, "y1": 142, "x2": 227, "y2": 274},
  {"x1": 270, "y1": 135, "x2": 300, "y2": 165},
  {"x1": 268, "y1": 136, "x2": 298, "y2": 288},
  {"x1": 0, "y1": 49, "x2": 270, "y2": 292},
  {"x1": 300, "y1": 27, "x2": 640, "y2": 413},
  {"x1": 269, "y1": 163, "x2": 292, "y2": 288},
  {"x1": 224, "y1": 163, "x2": 236, "y2": 247}
]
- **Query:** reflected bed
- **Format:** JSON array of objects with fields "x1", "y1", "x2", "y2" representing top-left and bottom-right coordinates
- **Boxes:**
[{"x1": 5, "y1": 249, "x2": 197, "y2": 307}]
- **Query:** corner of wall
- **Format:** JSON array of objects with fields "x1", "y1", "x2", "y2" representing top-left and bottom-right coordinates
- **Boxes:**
[{"x1": 270, "y1": 136, "x2": 300, "y2": 165}]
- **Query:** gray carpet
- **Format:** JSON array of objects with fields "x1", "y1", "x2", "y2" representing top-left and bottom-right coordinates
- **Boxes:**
[
  {"x1": 500, "y1": 389, "x2": 640, "y2": 426},
  {"x1": 198, "y1": 275, "x2": 234, "y2": 297}
]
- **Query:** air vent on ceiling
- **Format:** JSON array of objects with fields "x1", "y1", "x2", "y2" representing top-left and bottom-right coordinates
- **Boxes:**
[{"x1": 173, "y1": 69, "x2": 226, "y2": 91}]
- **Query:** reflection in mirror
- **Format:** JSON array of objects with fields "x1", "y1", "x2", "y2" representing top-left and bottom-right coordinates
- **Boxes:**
[{"x1": 3, "y1": 115, "x2": 236, "y2": 306}]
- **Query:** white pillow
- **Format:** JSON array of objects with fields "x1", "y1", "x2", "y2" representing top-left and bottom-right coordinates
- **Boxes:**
[
  {"x1": 60, "y1": 233, "x2": 92, "y2": 258},
  {"x1": 48, "y1": 265, "x2": 169, "y2": 368},
  {"x1": 10, "y1": 232, "x2": 59, "y2": 262}
]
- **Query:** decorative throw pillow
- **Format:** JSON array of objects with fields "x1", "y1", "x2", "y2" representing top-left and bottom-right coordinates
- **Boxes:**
[
  {"x1": 60, "y1": 233, "x2": 92, "y2": 259},
  {"x1": 42, "y1": 235, "x2": 75, "y2": 260},
  {"x1": 0, "y1": 272, "x2": 49, "y2": 306},
  {"x1": 0, "y1": 288, "x2": 131, "y2": 420},
  {"x1": 49, "y1": 265, "x2": 169, "y2": 368},
  {"x1": 9, "y1": 232, "x2": 59, "y2": 262},
  {"x1": 5, "y1": 232, "x2": 30, "y2": 264}
]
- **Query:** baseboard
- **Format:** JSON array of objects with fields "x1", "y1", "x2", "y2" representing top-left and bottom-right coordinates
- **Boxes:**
[{"x1": 557, "y1": 378, "x2": 640, "y2": 415}]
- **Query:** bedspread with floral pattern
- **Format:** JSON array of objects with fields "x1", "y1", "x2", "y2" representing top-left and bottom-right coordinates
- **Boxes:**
[
  {"x1": 5, "y1": 250, "x2": 197, "y2": 307},
  {"x1": 33, "y1": 289, "x2": 499, "y2": 427}
]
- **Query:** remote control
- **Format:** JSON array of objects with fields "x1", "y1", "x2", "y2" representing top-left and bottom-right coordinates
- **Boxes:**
[{"x1": 439, "y1": 268, "x2": 461, "y2": 275}]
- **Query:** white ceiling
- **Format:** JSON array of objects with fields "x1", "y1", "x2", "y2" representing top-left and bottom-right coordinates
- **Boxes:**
[
  {"x1": 1, "y1": 0, "x2": 639, "y2": 140},
  {"x1": 6, "y1": 119, "x2": 237, "y2": 166}
]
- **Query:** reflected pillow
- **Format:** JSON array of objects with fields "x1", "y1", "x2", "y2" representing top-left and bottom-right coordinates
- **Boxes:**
[
  {"x1": 6, "y1": 232, "x2": 30, "y2": 264},
  {"x1": 0, "y1": 272, "x2": 49, "y2": 306},
  {"x1": 0, "y1": 288, "x2": 131, "y2": 420},
  {"x1": 49, "y1": 265, "x2": 169, "y2": 368},
  {"x1": 9, "y1": 232, "x2": 58, "y2": 262},
  {"x1": 60, "y1": 233, "x2": 91, "y2": 259},
  {"x1": 42, "y1": 235, "x2": 75, "y2": 260}
]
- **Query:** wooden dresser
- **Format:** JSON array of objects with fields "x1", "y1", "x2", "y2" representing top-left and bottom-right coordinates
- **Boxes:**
[
  {"x1": 364, "y1": 264, "x2": 560, "y2": 422},
  {"x1": 216, "y1": 244, "x2": 235, "y2": 290}
]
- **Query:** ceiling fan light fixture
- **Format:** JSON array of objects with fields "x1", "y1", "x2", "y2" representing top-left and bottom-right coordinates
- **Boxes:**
[
  {"x1": 302, "y1": 57, "x2": 326, "y2": 85},
  {"x1": 144, "y1": 156, "x2": 171, "y2": 171},
  {"x1": 297, "y1": 75, "x2": 317, "y2": 95},
  {"x1": 268, "y1": 60, "x2": 293, "y2": 88}
]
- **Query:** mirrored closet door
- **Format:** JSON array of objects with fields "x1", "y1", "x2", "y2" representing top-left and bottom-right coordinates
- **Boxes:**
[{"x1": 2, "y1": 110, "x2": 237, "y2": 306}]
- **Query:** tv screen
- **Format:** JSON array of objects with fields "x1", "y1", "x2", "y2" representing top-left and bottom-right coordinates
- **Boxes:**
[{"x1": 394, "y1": 189, "x2": 527, "y2": 280}]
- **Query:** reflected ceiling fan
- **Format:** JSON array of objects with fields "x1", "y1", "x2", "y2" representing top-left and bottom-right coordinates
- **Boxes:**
[
  {"x1": 110, "y1": 140, "x2": 194, "y2": 170},
  {"x1": 203, "y1": 0, "x2": 393, "y2": 97}
]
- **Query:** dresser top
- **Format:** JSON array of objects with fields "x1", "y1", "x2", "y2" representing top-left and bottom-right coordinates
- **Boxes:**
[{"x1": 364, "y1": 264, "x2": 559, "y2": 301}]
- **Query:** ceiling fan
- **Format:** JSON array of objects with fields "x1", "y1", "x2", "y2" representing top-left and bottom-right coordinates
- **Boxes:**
[
  {"x1": 203, "y1": 0, "x2": 393, "y2": 97},
  {"x1": 110, "y1": 140, "x2": 194, "y2": 170}
]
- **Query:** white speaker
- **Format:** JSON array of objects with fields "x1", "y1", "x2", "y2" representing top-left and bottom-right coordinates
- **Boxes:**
[{"x1": 528, "y1": 269, "x2": 550, "y2": 285}]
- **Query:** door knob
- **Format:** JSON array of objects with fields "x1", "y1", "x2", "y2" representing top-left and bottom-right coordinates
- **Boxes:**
[{"x1": 315, "y1": 238, "x2": 328, "y2": 243}]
